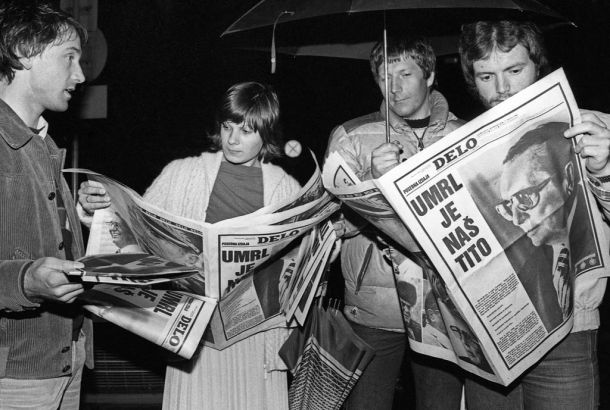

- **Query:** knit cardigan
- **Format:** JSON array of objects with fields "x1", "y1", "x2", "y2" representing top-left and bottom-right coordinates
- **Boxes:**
[{"x1": 143, "y1": 151, "x2": 300, "y2": 222}]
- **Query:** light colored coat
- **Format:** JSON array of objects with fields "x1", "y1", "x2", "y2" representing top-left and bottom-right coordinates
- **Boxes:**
[{"x1": 326, "y1": 90, "x2": 463, "y2": 331}]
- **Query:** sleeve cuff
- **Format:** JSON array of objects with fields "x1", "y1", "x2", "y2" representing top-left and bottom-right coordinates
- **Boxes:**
[
  {"x1": 0, "y1": 260, "x2": 40, "y2": 311},
  {"x1": 76, "y1": 202, "x2": 94, "y2": 228},
  {"x1": 586, "y1": 175, "x2": 610, "y2": 202},
  {"x1": 18, "y1": 261, "x2": 42, "y2": 307}
]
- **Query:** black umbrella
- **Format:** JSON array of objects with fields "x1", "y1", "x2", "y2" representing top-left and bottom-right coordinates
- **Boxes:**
[{"x1": 222, "y1": 0, "x2": 570, "y2": 141}]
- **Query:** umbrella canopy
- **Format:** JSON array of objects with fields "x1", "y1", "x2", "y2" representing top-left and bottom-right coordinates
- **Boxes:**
[
  {"x1": 221, "y1": 0, "x2": 571, "y2": 140},
  {"x1": 223, "y1": 0, "x2": 567, "y2": 37},
  {"x1": 236, "y1": 35, "x2": 459, "y2": 60},
  {"x1": 222, "y1": 0, "x2": 571, "y2": 59}
]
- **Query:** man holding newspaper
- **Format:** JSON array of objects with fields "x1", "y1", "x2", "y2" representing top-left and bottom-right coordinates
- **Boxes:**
[
  {"x1": 324, "y1": 20, "x2": 610, "y2": 410},
  {"x1": 325, "y1": 36, "x2": 464, "y2": 410},
  {"x1": 458, "y1": 20, "x2": 610, "y2": 410},
  {"x1": 0, "y1": 2, "x2": 93, "y2": 408}
]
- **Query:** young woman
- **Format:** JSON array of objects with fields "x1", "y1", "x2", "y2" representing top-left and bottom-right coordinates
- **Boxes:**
[
  {"x1": 147, "y1": 81, "x2": 300, "y2": 410},
  {"x1": 79, "y1": 81, "x2": 301, "y2": 409}
]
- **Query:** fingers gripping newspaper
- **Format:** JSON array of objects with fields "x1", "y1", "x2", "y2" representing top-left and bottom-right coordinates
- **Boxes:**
[
  {"x1": 323, "y1": 69, "x2": 610, "y2": 385},
  {"x1": 68, "y1": 152, "x2": 338, "y2": 355}
]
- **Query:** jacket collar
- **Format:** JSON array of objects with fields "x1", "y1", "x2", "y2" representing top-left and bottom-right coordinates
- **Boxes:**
[
  {"x1": 379, "y1": 90, "x2": 450, "y2": 134},
  {"x1": 0, "y1": 99, "x2": 48, "y2": 149}
]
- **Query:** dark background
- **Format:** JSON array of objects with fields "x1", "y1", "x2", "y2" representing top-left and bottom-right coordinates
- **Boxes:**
[
  {"x1": 41, "y1": 1, "x2": 610, "y2": 408},
  {"x1": 50, "y1": 0, "x2": 610, "y2": 194}
]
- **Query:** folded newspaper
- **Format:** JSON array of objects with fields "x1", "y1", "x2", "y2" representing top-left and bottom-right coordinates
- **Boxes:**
[
  {"x1": 67, "y1": 152, "x2": 339, "y2": 354},
  {"x1": 68, "y1": 253, "x2": 199, "y2": 285},
  {"x1": 323, "y1": 68, "x2": 610, "y2": 385}
]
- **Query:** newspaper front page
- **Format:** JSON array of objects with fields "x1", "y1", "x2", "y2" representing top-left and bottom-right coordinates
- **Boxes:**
[{"x1": 324, "y1": 69, "x2": 610, "y2": 385}]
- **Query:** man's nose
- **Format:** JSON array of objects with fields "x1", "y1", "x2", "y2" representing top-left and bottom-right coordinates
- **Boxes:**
[
  {"x1": 495, "y1": 74, "x2": 510, "y2": 95},
  {"x1": 511, "y1": 204, "x2": 528, "y2": 226},
  {"x1": 73, "y1": 62, "x2": 85, "y2": 84},
  {"x1": 390, "y1": 76, "x2": 401, "y2": 94}
]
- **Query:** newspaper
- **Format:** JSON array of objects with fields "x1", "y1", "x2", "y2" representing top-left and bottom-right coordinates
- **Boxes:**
[
  {"x1": 80, "y1": 285, "x2": 217, "y2": 359},
  {"x1": 203, "y1": 220, "x2": 336, "y2": 349},
  {"x1": 323, "y1": 69, "x2": 610, "y2": 385},
  {"x1": 67, "y1": 154, "x2": 339, "y2": 351},
  {"x1": 67, "y1": 253, "x2": 199, "y2": 285}
]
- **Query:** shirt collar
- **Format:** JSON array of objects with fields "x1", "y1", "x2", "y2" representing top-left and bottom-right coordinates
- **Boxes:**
[
  {"x1": 30, "y1": 116, "x2": 49, "y2": 140},
  {"x1": 0, "y1": 99, "x2": 41, "y2": 149},
  {"x1": 34, "y1": 116, "x2": 49, "y2": 139}
]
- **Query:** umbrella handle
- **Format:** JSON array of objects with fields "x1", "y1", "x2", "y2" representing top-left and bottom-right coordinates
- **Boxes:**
[{"x1": 383, "y1": 26, "x2": 390, "y2": 143}]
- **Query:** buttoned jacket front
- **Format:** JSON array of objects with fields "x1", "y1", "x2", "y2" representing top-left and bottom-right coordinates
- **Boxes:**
[{"x1": 0, "y1": 99, "x2": 93, "y2": 378}]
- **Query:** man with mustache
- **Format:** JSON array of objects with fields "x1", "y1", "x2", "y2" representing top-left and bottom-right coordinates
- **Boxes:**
[{"x1": 459, "y1": 20, "x2": 610, "y2": 410}]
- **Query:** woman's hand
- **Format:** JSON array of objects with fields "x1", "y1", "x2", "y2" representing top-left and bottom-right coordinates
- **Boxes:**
[{"x1": 78, "y1": 180, "x2": 111, "y2": 215}]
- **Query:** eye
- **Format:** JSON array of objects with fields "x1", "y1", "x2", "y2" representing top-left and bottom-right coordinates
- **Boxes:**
[
  {"x1": 477, "y1": 74, "x2": 492, "y2": 82},
  {"x1": 221, "y1": 122, "x2": 230, "y2": 130},
  {"x1": 241, "y1": 126, "x2": 254, "y2": 134},
  {"x1": 509, "y1": 68, "x2": 523, "y2": 75},
  {"x1": 514, "y1": 192, "x2": 535, "y2": 210}
]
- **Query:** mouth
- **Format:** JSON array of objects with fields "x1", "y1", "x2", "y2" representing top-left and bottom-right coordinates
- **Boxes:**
[
  {"x1": 491, "y1": 94, "x2": 513, "y2": 106},
  {"x1": 64, "y1": 87, "x2": 75, "y2": 99}
]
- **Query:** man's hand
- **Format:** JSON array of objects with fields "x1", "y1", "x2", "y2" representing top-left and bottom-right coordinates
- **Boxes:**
[
  {"x1": 23, "y1": 257, "x2": 85, "y2": 303},
  {"x1": 78, "y1": 180, "x2": 111, "y2": 215},
  {"x1": 371, "y1": 141, "x2": 403, "y2": 179},
  {"x1": 564, "y1": 110, "x2": 610, "y2": 175}
]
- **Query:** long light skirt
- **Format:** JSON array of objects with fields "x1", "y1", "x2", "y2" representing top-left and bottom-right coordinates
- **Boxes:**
[{"x1": 162, "y1": 328, "x2": 291, "y2": 410}]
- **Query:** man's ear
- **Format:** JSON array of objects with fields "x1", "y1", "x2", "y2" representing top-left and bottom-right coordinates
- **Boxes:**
[
  {"x1": 427, "y1": 71, "x2": 436, "y2": 88},
  {"x1": 563, "y1": 161, "x2": 575, "y2": 197},
  {"x1": 19, "y1": 56, "x2": 33, "y2": 70}
]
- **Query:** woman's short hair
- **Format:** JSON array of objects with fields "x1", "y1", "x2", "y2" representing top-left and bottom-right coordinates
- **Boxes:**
[
  {"x1": 209, "y1": 81, "x2": 283, "y2": 162},
  {"x1": 459, "y1": 21, "x2": 550, "y2": 93}
]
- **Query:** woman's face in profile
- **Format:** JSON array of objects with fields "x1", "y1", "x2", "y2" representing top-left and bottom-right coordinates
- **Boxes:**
[{"x1": 220, "y1": 121, "x2": 264, "y2": 167}]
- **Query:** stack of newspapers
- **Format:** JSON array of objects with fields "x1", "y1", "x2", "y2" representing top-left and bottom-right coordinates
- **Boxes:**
[{"x1": 66, "y1": 153, "x2": 338, "y2": 358}]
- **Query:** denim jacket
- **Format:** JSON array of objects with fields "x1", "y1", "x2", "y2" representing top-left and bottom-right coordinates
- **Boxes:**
[{"x1": 0, "y1": 99, "x2": 93, "y2": 378}]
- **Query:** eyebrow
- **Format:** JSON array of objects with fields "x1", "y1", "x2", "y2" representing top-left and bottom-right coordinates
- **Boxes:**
[
  {"x1": 65, "y1": 46, "x2": 82, "y2": 54},
  {"x1": 475, "y1": 62, "x2": 527, "y2": 76}
]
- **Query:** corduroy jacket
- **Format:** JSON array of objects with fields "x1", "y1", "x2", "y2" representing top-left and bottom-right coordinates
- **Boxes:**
[{"x1": 0, "y1": 99, "x2": 93, "y2": 378}]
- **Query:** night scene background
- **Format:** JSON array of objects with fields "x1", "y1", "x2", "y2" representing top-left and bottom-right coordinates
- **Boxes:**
[{"x1": 42, "y1": 0, "x2": 610, "y2": 408}]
